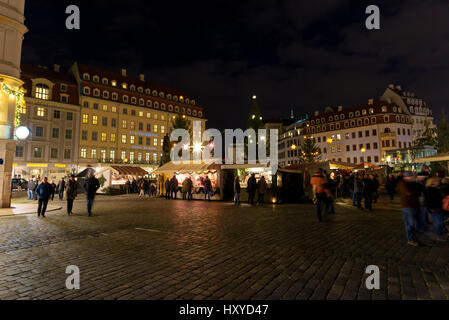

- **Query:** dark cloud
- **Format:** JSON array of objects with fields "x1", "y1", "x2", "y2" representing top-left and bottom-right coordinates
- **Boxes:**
[{"x1": 22, "y1": 0, "x2": 449, "y2": 130}]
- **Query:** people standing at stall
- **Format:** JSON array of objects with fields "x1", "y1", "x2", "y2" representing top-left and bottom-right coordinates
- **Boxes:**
[
  {"x1": 27, "y1": 178, "x2": 36, "y2": 200},
  {"x1": 66, "y1": 175, "x2": 77, "y2": 215},
  {"x1": 203, "y1": 176, "x2": 212, "y2": 201},
  {"x1": 35, "y1": 177, "x2": 53, "y2": 218},
  {"x1": 84, "y1": 172, "x2": 100, "y2": 216},
  {"x1": 170, "y1": 175, "x2": 179, "y2": 199},
  {"x1": 165, "y1": 178, "x2": 171, "y2": 199},
  {"x1": 234, "y1": 176, "x2": 241, "y2": 205},
  {"x1": 353, "y1": 173, "x2": 363, "y2": 210},
  {"x1": 247, "y1": 173, "x2": 257, "y2": 205},
  {"x1": 257, "y1": 176, "x2": 268, "y2": 205},
  {"x1": 182, "y1": 178, "x2": 189, "y2": 200},
  {"x1": 362, "y1": 174, "x2": 376, "y2": 211},
  {"x1": 187, "y1": 177, "x2": 193, "y2": 200}
]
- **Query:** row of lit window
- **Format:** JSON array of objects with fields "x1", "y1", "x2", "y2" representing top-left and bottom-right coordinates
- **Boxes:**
[
  {"x1": 81, "y1": 130, "x2": 163, "y2": 146},
  {"x1": 20, "y1": 106, "x2": 75, "y2": 121},
  {"x1": 82, "y1": 73, "x2": 195, "y2": 105},
  {"x1": 81, "y1": 115, "x2": 166, "y2": 133},
  {"x1": 80, "y1": 148, "x2": 159, "y2": 162},
  {"x1": 82, "y1": 87, "x2": 202, "y2": 117}
]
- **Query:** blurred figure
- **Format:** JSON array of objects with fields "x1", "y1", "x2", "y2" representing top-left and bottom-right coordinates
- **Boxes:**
[
  {"x1": 247, "y1": 173, "x2": 257, "y2": 205},
  {"x1": 424, "y1": 175, "x2": 448, "y2": 241},
  {"x1": 84, "y1": 172, "x2": 100, "y2": 216},
  {"x1": 257, "y1": 176, "x2": 268, "y2": 205},
  {"x1": 310, "y1": 168, "x2": 327, "y2": 222},
  {"x1": 50, "y1": 180, "x2": 56, "y2": 201},
  {"x1": 170, "y1": 175, "x2": 179, "y2": 199},
  {"x1": 386, "y1": 173, "x2": 397, "y2": 202},
  {"x1": 165, "y1": 178, "x2": 171, "y2": 199},
  {"x1": 234, "y1": 176, "x2": 241, "y2": 205},
  {"x1": 57, "y1": 178, "x2": 65, "y2": 201},
  {"x1": 27, "y1": 178, "x2": 36, "y2": 200},
  {"x1": 397, "y1": 171, "x2": 425, "y2": 247}
]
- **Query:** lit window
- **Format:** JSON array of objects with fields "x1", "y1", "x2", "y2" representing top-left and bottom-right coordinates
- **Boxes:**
[
  {"x1": 122, "y1": 120, "x2": 127, "y2": 129},
  {"x1": 130, "y1": 135, "x2": 135, "y2": 144},
  {"x1": 130, "y1": 121, "x2": 135, "y2": 129},
  {"x1": 102, "y1": 104, "x2": 108, "y2": 111},
  {"x1": 154, "y1": 124, "x2": 158, "y2": 133},
  {"x1": 82, "y1": 114, "x2": 89, "y2": 124},
  {"x1": 146, "y1": 112, "x2": 151, "y2": 119},
  {"x1": 80, "y1": 148, "x2": 87, "y2": 158},
  {"x1": 111, "y1": 133, "x2": 116, "y2": 142},
  {"x1": 91, "y1": 149, "x2": 97, "y2": 158},
  {"x1": 112, "y1": 106, "x2": 117, "y2": 112},
  {"x1": 37, "y1": 107, "x2": 45, "y2": 117},
  {"x1": 35, "y1": 84, "x2": 50, "y2": 100},
  {"x1": 121, "y1": 151, "x2": 126, "y2": 160},
  {"x1": 161, "y1": 126, "x2": 165, "y2": 134},
  {"x1": 139, "y1": 111, "x2": 143, "y2": 117},
  {"x1": 153, "y1": 138, "x2": 157, "y2": 146},
  {"x1": 110, "y1": 150, "x2": 115, "y2": 159},
  {"x1": 92, "y1": 115, "x2": 98, "y2": 125},
  {"x1": 121, "y1": 135, "x2": 127, "y2": 143},
  {"x1": 101, "y1": 132, "x2": 107, "y2": 142}
]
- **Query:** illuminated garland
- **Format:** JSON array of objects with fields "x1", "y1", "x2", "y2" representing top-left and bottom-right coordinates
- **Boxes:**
[{"x1": 0, "y1": 81, "x2": 25, "y2": 128}]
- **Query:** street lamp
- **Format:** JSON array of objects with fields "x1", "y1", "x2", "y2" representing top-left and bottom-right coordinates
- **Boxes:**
[
  {"x1": 361, "y1": 148, "x2": 366, "y2": 153},
  {"x1": 15, "y1": 126, "x2": 30, "y2": 140}
]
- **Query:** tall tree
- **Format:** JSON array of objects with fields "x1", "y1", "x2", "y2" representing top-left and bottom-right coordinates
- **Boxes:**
[
  {"x1": 298, "y1": 134, "x2": 321, "y2": 163},
  {"x1": 160, "y1": 134, "x2": 171, "y2": 165},
  {"x1": 414, "y1": 118, "x2": 438, "y2": 147}
]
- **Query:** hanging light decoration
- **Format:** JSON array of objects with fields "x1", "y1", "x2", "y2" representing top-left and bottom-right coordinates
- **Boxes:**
[{"x1": 0, "y1": 81, "x2": 26, "y2": 131}]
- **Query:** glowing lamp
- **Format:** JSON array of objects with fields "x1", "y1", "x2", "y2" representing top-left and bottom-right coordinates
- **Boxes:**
[
  {"x1": 183, "y1": 144, "x2": 189, "y2": 150},
  {"x1": 361, "y1": 148, "x2": 366, "y2": 153},
  {"x1": 291, "y1": 144, "x2": 296, "y2": 150},
  {"x1": 272, "y1": 198, "x2": 276, "y2": 203},
  {"x1": 326, "y1": 138, "x2": 333, "y2": 143},
  {"x1": 252, "y1": 95, "x2": 257, "y2": 99},
  {"x1": 15, "y1": 126, "x2": 30, "y2": 140},
  {"x1": 193, "y1": 142, "x2": 202, "y2": 153}
]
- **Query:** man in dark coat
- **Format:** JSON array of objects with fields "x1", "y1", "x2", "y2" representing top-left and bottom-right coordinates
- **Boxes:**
[
  {"x1": 57, "y1": 178, "x2": 65, "y2": 201},
  {"x1": 363, "y1": 174, "x2": 376, "y2": 211},
  {"x1": 66, "y1": 175, "x2": 77, "y2": 215},
  {"x1": 83, "y1": 172, "x2": 100, "y2": 216},
  {"x1": 247, "y1": 173, "x2": 257, "y2": 205},
  {"x1": 165, "y1": 178, "x2": 171, "y2": 199},
  {"x1": 50, "y1": 180, "x2": 57, "y2": 201},
  {"x1": 385, "y1": 173, "x2": 397, "y2": 202},
  {"x1": 35, "y1": 177, "x2": 53, "y2": 217},
  {"x1": 170, "y1": 175, "x2": 178, "y2": 199}
]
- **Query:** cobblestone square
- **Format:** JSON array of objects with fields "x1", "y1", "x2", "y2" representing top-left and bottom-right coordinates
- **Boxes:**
[{"x1": 0, "y1": 194, "x2": 448, "y2": 300}]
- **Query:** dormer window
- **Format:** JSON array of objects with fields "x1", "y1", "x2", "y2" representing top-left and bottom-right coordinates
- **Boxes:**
[
  {"x1": 131, "y1": 96, "x2": 137, "y2": 104},
  {"x1": 173, "y1": 96, "x2": 178, "y2": 102},
  {"x1": 145, "y1": 88, "x2": 151, "y2": 95},
  {"x1": 35, "y1": 84, "x2": 50, "y2": 100},
  {"x1": 382, "y1": 106, "x2": 388, "y2": 112},
  {"x1": 103, "y1": 91, "x2": 109, "y2": 99},
  {"x1": 102, "y1": 78, "x2": 108, "y2": 85},
  {"x1": 152, "y1": 90, "x2": 158, "y2": 97},
  {"x1": 112, "y1": 92, "x2": 118, "y2": 101},
  {"x1": 93, "y1": 89, "x2": 100, "y2": 97},
  {"x1": 191, "y1": 100, "x2": 196, "y2": 106},
  {"x1": 349, "y1": 112, "x2": 353, "y2": 118},
  {"x1": 60, "y1": 84, "x2": 67, "y2": 92},
  {"x1": 137, "y1": 87, "x2": 143, "y2": 93},
  {"x1": 130, "y1": 85, "x2": 135, "y2": 92},
  {"x1": 93, "y1": 75, "x2": 100, "y2": 83},
  {"x1": 167, "y1": 94, "x2": 172, "y2": 100},
  {"x1": 122, "y1": 83, "x2": 127, "y2": 89},
  {"x1": 111, "y1": 80, "x2": 117, "y2": 87},
  {"x1": 362, "y1": 109, "x2": 367, "y2": 115},
  {"x1": 198, "y1": 111, "x2": 203, "y2": 117},
  {"x1": 355, "y1": 111, "x2": 360, "y2": 116},
  {"x1": 83, "y1": 73, "x2": 90, "y2": 81},
  {"x1": 159, "y1": 92, "x2": 165, "y2": 98},
  {"x1": 369, "y1": 108, "x2": 374, "y2": 114},
  {"x1": 123, "y1": 95, "x2": 129, "y2": 103}
]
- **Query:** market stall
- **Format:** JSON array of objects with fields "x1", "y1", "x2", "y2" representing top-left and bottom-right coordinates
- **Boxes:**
[{"x1": 94, "y1": 165, "x2": 148, "y2": 193}]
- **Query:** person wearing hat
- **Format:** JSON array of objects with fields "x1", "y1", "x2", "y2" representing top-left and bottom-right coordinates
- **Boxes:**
[{"x1": 397, "y1": 171, "x2": 426, "y2": 246}]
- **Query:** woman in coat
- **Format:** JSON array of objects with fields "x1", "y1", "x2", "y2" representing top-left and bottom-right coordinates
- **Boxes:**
[{"x1": 66, "y1": 175, "x2": 78, "y2": 215}]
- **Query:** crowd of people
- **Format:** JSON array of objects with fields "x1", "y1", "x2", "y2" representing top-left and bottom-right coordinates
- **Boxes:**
[
  {"x1": 26, "y1": 173, "x2": 100, "y2": 217},
  {"x1": 233, "y1": 173, "x2": 268, "y2": 206},
  {"x1": 164, "y1": 175, "x2": 213, "y2": 201},
  {"x1": 125, "y1": 178, "x2": 158, "y2": 198},
  {"x1": 309, "y1": 165, "x2": 449, "y2": 246}
]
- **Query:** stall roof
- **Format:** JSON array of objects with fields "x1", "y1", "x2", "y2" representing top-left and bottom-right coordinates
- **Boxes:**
[
  {"x1": 278, "y1": 161, "x2": 355, "y2": 173},
  {"x1": 153, "y1": 160, "x2": 220, "y2": 174},
  {"x1": 110, "y1": 166, "x2": 148, "y2": 176},
  {"x1": 414, "y1": 152, "x2": 449, "y2": 163}
]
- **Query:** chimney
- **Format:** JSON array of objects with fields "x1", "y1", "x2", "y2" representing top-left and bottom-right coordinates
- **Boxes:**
[
  {"x1": 395, "y1": 85, "x2": 402, "y2": 91},
  {"x1": 314, "y1": 111, "x2": 319, "y2": 116},
  {"x1": 388, "y1": 84, "x2": 394, "y2": 89},
  {"x1": 121, "y1": 68, "x2": 127, "y2": 76},
  {"x1": 53, "y1": 64, "x2": 60, "y2": 72},
  {"x1": 368, "y1": 99, "x2": 374, "y2": 105},
  {"x1": 139, "y1": 74, "x2": 145, "y2": 81},
  {"x1": 337, "y1": 106, "x2": 343, "y2": 111}
]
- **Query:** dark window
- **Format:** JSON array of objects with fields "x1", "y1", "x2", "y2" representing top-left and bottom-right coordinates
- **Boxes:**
[
  {"x1": 52, "y1": 128, "x2": 59, "y2": 138},
  {"x1": 36, "y1": 126, "x2": 44, "y2": 137},
  {"x1": 138, "y1": 137, "x2": 143, "y2": 145},
  {"x1": 53, "y1": 110, "x2": 60, "y2": 119},
  {"x1": 365, "y1": 130, "x2": 369, "y2": 137},
  {"x1": 358, "y1": 131, "x2": 362, "y2": 138},
  {"x1": 352, "y1": 132, "x2": 356, "y2": 139},
  {"x1": 374, "y1": 142, "x2": 378, "y2": 149},
  {"x1": 15, "y1": 145, "x2": 24, "y2": 157},
  {"x1": 346, "y1": 145, "x2": 350, "y2": 152},
  {"x1": 147, "y1": 123, "x2": 151, "y2": 132},
  {"x1": 50, "y1": 148, "x2": 58, "y2": 159},
  {"x1": 139, "y1": 122, "x2": 143, "y2": 130},
  {"x1": 367, "y1": 156, "x2": 372, "y2": 163},
  {"x1": 64, "y1": 149, "x2": 71, "y2": 159},
  {"x1": 372, "y1": 129, "x2": 377, "y2": 136},
  {"x1": 33, "y1": 147, "x2": 43, "y2": 158},
  {"x1": 146, "y1": 137, "x2": 150, "y2": 145},
  {"x1": 131, "y1": 110, "x2": 136, "y2": 116},
  {"x1": 92, "y1": 131, "x2": 98, "y2": 141},
  {"x1": 93, "y1": 103, "x2": 99, "y2": 110},
  {"x1": 111, "y1": 118, "x2": 116, "y2": 127},
  {"x1": 65, "y1": 129, "x2": 72, "y2": 139},
  {"x1": 102, "y1": 117, "x2": 108, "y2": 126},
  {"x1": 353, "y1": 145, "x2": 356, "y2": 151},
  {"x1": 83, "y1": 101, "x2": 89, "y2": 108},
  {"x1": 366, "y1": 143, "x2": 371, "y2": 150},
  {"x1": 67, "y1": 112, "x2": 73, "y2": 121},
  {"x1": 374, "y1": 156, "x2": 379, "y2": 162},
  {"x1": 81, "y1": 130, "x2": 88, "y2": 140},
  {"x1": 123, "y1": 108, "x2": 128, "y2": 114}
]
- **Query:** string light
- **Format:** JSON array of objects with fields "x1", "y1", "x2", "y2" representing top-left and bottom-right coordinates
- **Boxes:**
[{"x1": 0, "y1": 81, "x2": 25, "y2": 130}]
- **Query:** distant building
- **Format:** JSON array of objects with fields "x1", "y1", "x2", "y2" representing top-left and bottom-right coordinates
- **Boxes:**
[
  {"x1": 383, "y1": 145, "x2": 437, "y2": 168},
  {"x1": 13, "y1": 64, "x2": 80, "y2": 180},
  {"x1": 304, "y1": 100, "x2": 413, "y2": 166},
  {"x1": 380, "y1": 84, "x2": 435, "y2": 140}
]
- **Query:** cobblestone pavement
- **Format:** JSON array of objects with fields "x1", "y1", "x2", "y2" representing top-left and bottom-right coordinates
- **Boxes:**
[{"x1": 0, "y1": 194, "x2": 448, "y2": 300}]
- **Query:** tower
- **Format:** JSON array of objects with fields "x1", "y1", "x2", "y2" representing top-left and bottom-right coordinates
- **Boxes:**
[{"x1": 0, "y1": 0, "x2": 27, "y2": 207}]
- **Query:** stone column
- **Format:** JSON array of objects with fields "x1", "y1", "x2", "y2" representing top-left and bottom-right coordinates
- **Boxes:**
[{"x1": 0, "y1": 0, "x2": 27, "y2": 207}]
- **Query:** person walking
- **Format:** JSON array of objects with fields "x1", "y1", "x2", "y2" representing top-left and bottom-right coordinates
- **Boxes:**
[
  {"x1": 165, "y1": 178, "x2": 171, "y2": 199},
  {"x1": 247, "y1": 173, "x2": 257, "y2": 205},
  {"x1": 234, "y1": 176, "x2": 241, "y2": 205},
  {"x1": 57, "y1": 178, "x2": 65, "y2": 201},
  {"x1": 397, "y1": 171, "x2": 425, "y2": 246},
  {"x1": 386, "y1": 173, "x2": 397, "y2": 202},
  {"x1": 27, "y1": 178, "x2": 36, "y2": 200},
  {"x1": 310, "y1": 168, "x2": 327, "y2": 222},
  {"x1": 203, "y1": 176, "x2": 212, "y2": 201},
  {"x1": 170, "y1": 175, "x2": 179, "y2": 200},
  {"x1": 138, "y1": 178, "x2": 145, "y2": 198},
  {"x1": 83, "y1": 172, "x2": 100, "y2": 216},
  {"x1": 424, "y1": 174, "x2": 448, "y2": 240},
  {"x1": 66, "y1": 175, "x2": 77, "y2": 215},
  {"x1": 257, "y1": 176, "x2": 268, "y2": 205},
  {"x1": 50, "y1": 180, "x2": 57, "y2": 201},
  {"x1": 363, "y1": 174, "x2": 376, "y2": 211},
  {"x1": 35, "y1": 177, "x2": 53, "y2": 217}
]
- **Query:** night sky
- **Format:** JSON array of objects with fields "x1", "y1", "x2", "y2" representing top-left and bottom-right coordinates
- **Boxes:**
[{"x1": 22, "y1": 0, "x2": 449, "y2": 131}]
